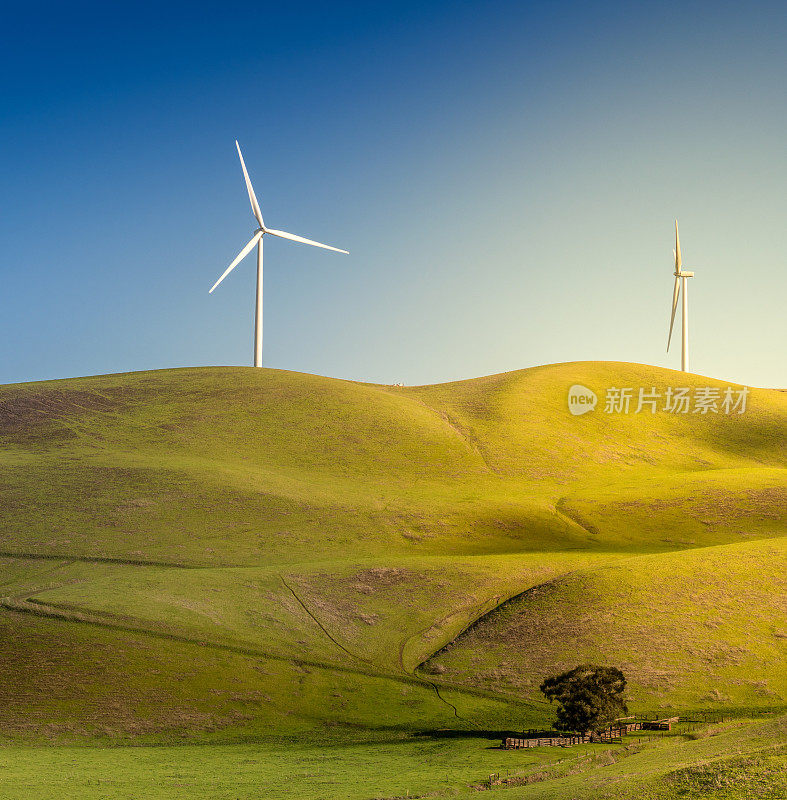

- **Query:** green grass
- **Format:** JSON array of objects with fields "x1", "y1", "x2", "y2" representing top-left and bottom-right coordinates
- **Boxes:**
[
  {"x1": 0, "y1": 715, "x2": 782, "y2": 799},
  {"x1": 0, "y1": 361, "x2": 784, "y2": 796}
]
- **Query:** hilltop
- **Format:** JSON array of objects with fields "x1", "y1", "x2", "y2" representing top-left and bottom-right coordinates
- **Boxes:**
[{"x1": 0, "y1": 361, "x2": 784, "y2": 756}]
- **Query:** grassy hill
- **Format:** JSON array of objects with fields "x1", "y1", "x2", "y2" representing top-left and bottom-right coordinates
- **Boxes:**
[
  {"x1": 420, "y1": 537, "x2": 787, "y2": 711},
  {"x1": 0, "y1": 361, "x2": 784, "y2": 797}
]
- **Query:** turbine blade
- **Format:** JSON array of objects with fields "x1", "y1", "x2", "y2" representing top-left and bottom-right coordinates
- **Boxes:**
[
  {"x1": 209, "y1": 231, "x2": 263, "y2": 293},
  {"x1": 666, "y1": 275, "x2": 681, "y2": 351},
  {"x1": 674, "y1": 220, "x2": 682, "y2": 270},
  {"x1": 264, "y1": 228, "x2": 349, "y2": 254},
  {"x1": 236, "y1": 140, "x2": 264, "y2": 228}
]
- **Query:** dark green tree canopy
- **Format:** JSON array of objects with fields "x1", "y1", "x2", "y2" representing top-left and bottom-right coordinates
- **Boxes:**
[{"x1": 540, "y1": 664, "x2": 627, "y2": 734}]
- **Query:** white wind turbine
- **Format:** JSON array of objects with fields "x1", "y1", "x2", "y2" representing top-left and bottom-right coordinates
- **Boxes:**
[
  {"x1": 667, "y1": 220, "x2": 695, "y2": 372},
  {"x1": 209, "y1": 141, "x2": 348, "y2": 367}
]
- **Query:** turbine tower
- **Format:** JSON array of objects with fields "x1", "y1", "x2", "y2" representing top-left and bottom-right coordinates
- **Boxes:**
[
  {"x1": 667, "y1": 220, "x2": 694, "y2": 372},
  {"x1": 209, "y1": 141, "x2": 348, "y2": 367}
]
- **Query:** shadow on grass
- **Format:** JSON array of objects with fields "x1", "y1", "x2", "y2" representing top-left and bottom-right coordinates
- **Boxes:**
[{"x1": 417, "y1": 728, "x2": 558, "y2": 742}]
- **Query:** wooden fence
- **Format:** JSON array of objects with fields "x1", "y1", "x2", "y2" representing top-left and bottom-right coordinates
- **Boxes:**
[
  {"x1": 503, "y1": 735, "x2": 589, "y2": 748},
  {"x1": 502, "y1": 716, "x2": 680, "y2": 749},
  {"x1": 641, "y1": 716, "x2": 678, "y2": 731}
]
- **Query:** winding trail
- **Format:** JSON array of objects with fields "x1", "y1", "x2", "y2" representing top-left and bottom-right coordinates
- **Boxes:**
[
  {"x1": 428, "y1": 681, "x2": 465, "y2": 721},
  {"x1": 278, "y1": 573, "x2": 373, "y2": 666}
]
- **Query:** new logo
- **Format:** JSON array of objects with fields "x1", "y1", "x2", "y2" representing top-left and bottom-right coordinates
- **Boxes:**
[{"x1": 568, "y1": 385, "x2": 598, "y2": 416}]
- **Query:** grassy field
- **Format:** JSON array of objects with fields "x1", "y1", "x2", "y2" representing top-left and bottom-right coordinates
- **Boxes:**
[
  {"x1": 0, "y1": 714, "x2": 783, "y2": 799},
  {"x1": 0, "y1": 361, "x2": 784, "y2": 796}
]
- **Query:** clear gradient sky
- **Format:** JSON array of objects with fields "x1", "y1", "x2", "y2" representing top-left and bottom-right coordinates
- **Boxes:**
[{"x1": 2, "y1": 1, "x2": 785, "y2": 388}]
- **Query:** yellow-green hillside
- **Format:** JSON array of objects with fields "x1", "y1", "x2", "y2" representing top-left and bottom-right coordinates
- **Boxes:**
[{"x1": 0, "y1": 362, "x2": 784, "y2": 744}]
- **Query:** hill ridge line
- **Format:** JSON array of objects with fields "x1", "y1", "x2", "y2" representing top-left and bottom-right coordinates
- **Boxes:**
[{"x1": 1, "y1": 360, "x2": 773, "y2": 391}]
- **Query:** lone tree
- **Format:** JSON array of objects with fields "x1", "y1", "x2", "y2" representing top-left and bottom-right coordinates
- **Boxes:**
[{"x1": 540, "y1": 664, "x2": 627, "y2": 735}]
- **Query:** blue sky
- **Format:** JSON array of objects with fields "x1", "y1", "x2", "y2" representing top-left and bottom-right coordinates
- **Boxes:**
[{"x1": 1, "y1": 1, "x2": 785, "y2": 387}]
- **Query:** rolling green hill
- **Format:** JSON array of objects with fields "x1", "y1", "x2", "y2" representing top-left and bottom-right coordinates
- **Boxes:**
[{"x1": 0, "y1": 361, "x2": 784, "y2": 797}]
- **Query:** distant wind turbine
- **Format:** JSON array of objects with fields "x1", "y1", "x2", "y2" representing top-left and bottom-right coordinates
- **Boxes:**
[
  {"x1": 209, "y1": 141, "x2": 349, "y2": 367},
  {"x1": 667, "y1": 220, "x2": 695, "y2": 372}
]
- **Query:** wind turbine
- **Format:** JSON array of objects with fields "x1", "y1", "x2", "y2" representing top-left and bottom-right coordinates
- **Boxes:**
[
  {"x1": 667, "y1": 220, "x2": 694, "y2": 372},
  {"x1": 209, "y1": 141, "x2": 348, "y2": 367}
]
